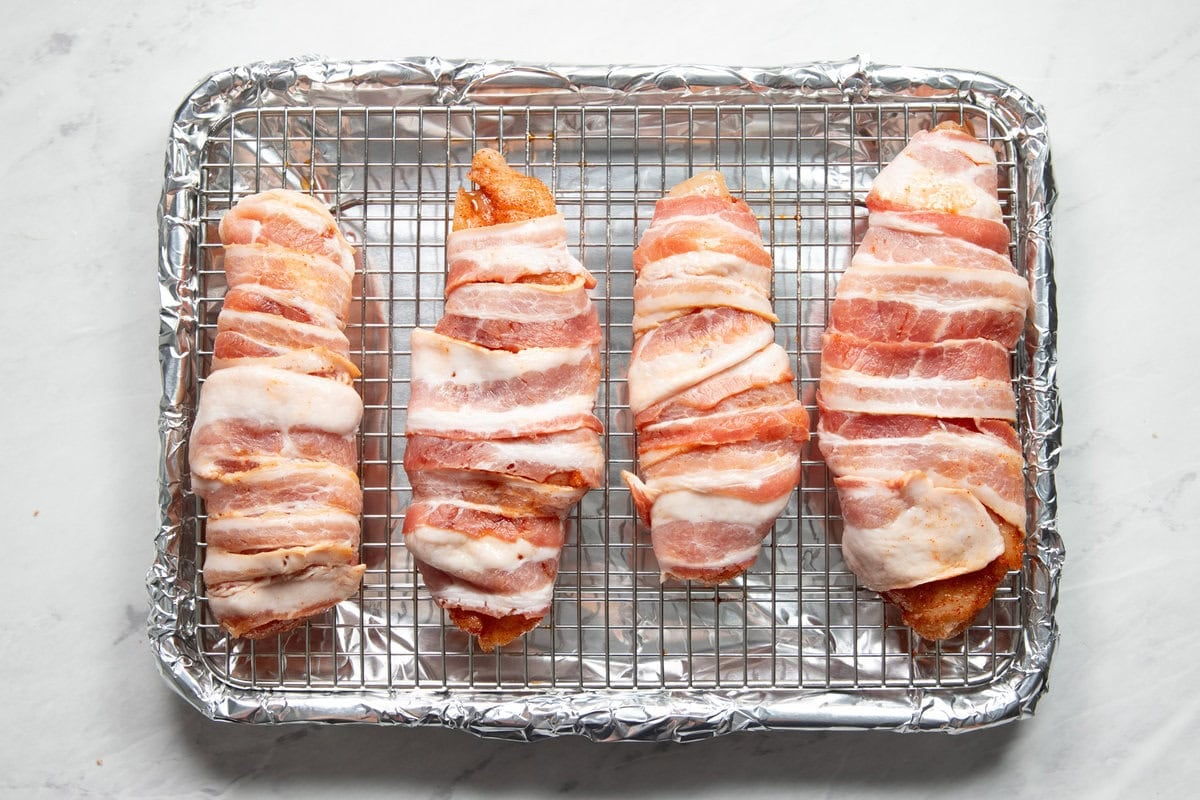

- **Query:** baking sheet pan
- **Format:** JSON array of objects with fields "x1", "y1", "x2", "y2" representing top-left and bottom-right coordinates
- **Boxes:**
[{"x1": 150, "y1": 57, "x2": 1061, "y2": 739}]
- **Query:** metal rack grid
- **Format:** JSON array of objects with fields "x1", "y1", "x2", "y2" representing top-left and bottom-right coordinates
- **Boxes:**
[{"x1": 187, "y1": 100, "x2": 1027, "y2": 695}]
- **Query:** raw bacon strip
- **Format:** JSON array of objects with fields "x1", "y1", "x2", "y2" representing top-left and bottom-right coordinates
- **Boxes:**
[
  {"x1": 819, "y1": 410, "x2": 1025, "y2": 531},
  {"x1": 403, "y1": 501, "x2": 564, "y2": 620},
  {"x1": 223, "y1": 244, "x2": 353, "y2": 322},
  {"x1": 637, "y1": 396, "x2": 809, "y2": 458},
  {"x1": 206, "y1": 510, "x2": 360, "y2": 553},
  {"x1": 852, "y1": 223, "x2": 1015, "y2": 273},
  {"x1": 210, "y1": 345, "x2": 359, "y2": 380},
  {"x1": 437, "y1": 278, "x2": 601, "y2": 351},
  {"x1": 405, "y1": 429, "x2": 603, "y2": 488},
  {"x1": 818, "y1": 122, "x2": 1029, "y2": 640},
  {"x1": 820, "y1": 333, "x2": 1016, "y2": 421},
  {"x1": 626, "y1": 307, "x2": 776, "y2": 415},
  {"x1": 632, "y1": 275, "x2": 778, "y2": 334},
  {"x1": 194, "y1": 461, "x2": 362, "y2": 519},
  {"x1": 190, "y1": 190, "x2": 365, "y2": 639},
  {"x1": 203, "y1": 543, "x2": 357, "y2": 585},
  {"x1": 634, "y1": 343, "x2": 793, "y2": 427},
  {"x1": 636, "y1": 250, "x2": 773, "y2": 292},
  {"x1": 632, "y1": 173, "x2": 773, "y2": 273},
  {"x1": 407, "y1": 328, "x2": 602, "y2": 440},
  {"x1": 218, "y1": 189, "x2": 357, "y2": 273},
  {"x1": 214, "y1": 192, "x2": 358, "y2": 384},
  {"x1": 446, "y1": 213, "x2": 595, "y2": 292},
  {"x1": 403, "y1": 149, "x2": 603, "y2": 651},
  {"x1": 405, "y1": 429, "x2": 603, "y2": 516},
  {"x1": 205, "y1": 566, "x2": 365, "y2": 640},
  {"x1": 831, "y1": 226, "x2": 1030, "y2": 345},
  {"x1": 866, "y1": 126, "x2": 1002, "y2": 215},
  {"x1": 864, "y1": 125, "x2": 1008, "y2": 253},
  {"x1": 215, "y1": 306, "x2": 351, "y2": 362},
  {"x1": 621, "y1": 171, "x2": 809, "y2": 583},
  {"x1": 834, "y1": 474, "x2": 1004, "y2": 591}
]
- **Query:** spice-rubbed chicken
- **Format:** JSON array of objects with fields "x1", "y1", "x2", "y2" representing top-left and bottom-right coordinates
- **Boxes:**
[
  {"x1": 190, "y1": 189, "x2": 366, "y2": 639},
  {"x1": 818, "y1": 122, "x2": 1031, "y2": 640},
  {"x1": 403, "y1": 149, "x2": 603, "y2": 651},
  {"x1": 621, "y1": 172, "x2": 809, "y2": 583}
]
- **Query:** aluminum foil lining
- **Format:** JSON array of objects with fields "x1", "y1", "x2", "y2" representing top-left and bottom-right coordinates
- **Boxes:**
[{"x1": 150, "y1": 56, "x2": 1061, "y2": 740}]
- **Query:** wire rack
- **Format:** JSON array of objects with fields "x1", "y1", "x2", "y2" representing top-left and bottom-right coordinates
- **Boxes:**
[{"x1": 187, "y1": 100, "x2": 1027, "y2": 696}]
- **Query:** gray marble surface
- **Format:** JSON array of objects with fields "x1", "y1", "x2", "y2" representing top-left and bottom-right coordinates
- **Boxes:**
[{"x1": 1, "y1": 1, "x2": 1196, "y2": 796}]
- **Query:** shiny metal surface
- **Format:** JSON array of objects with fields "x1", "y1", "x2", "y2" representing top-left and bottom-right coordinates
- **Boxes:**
[{"x1": 150, "y1": 57, "x2": 1060, "y2": 738}]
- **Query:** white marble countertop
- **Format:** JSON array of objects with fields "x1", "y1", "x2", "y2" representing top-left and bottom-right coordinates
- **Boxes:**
[{"x1": 2, "y1": 0, "x2": 1196, "y2": 796}]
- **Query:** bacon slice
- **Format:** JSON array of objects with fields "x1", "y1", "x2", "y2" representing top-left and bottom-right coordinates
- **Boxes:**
[
  {"x1": 222, "y1": 244, "x2": 353, "y2": 321},
  {"x1": 861, "y1": 118, "x2": 1010, "y2": 256},
  {"x1": 437, "y1": 277, "x2": 600, "y2": 351},
  {"x1": 818, "y1": 122, "x2": 1029, "y2": 640},
  {"x1": 831, "y1": 225, "x2": 1029, "y2": 346},
  {"x1": 218, "y1": 189, "x2": 357, "y2": 273},
  {"x1": 621, "y1": 171, "x2": 808, "y2": 583},
  {"x1": 404, "y1": 429, "x2": 602, "y2": 516},
  {"x1": 403, "y1": 149, "x2": 603, "y2": 651},
  {"x1": 820, "y1": 332, "x2": 1016, "y2": 421},
  {"x1": 627, "y1": 307, "x2": 777, "y2": 415},
  {"x1": 190, "y1": 190, "x2": 365, "y2": 639},
  {"x1": 213, "y1": 198, "x2": 358, "y2": 383},
  {"x1": 820, "y1": 410, "x2": 1025, "y2": 531},
  {"x1": 407, "y1": 328, "x2": 602, "y2": 440},
  {"x1": 445, "y1": 213, "x2": 595, "y2": 292},
  {"x1": 402, "y1": 501, "x2": 564, "y2": 621}
]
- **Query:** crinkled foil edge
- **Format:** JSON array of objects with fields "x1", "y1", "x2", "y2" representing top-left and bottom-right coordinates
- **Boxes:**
[{"x1": 149, "y1": 56, "x2": 1061, "y2": 740}]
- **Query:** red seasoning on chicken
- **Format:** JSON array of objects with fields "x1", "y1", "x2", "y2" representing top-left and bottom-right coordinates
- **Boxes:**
[
  {"x1": 818, "y1": 122, "x2": 1031, "y2": 640},
  {"x1": 621, "y1": 172, "x2": 809, "y2": 583},
  {"x1": 403, "y1": 149, "x2": 603, "y2": 651},
  {"x1": 189, "y1": 189, "x2": 366, "y2": 639}
]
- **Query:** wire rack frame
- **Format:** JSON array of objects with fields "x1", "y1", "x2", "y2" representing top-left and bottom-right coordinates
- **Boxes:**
[{"x1": 186, "y1": 100, "x2": 1029, "y2": 695}]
